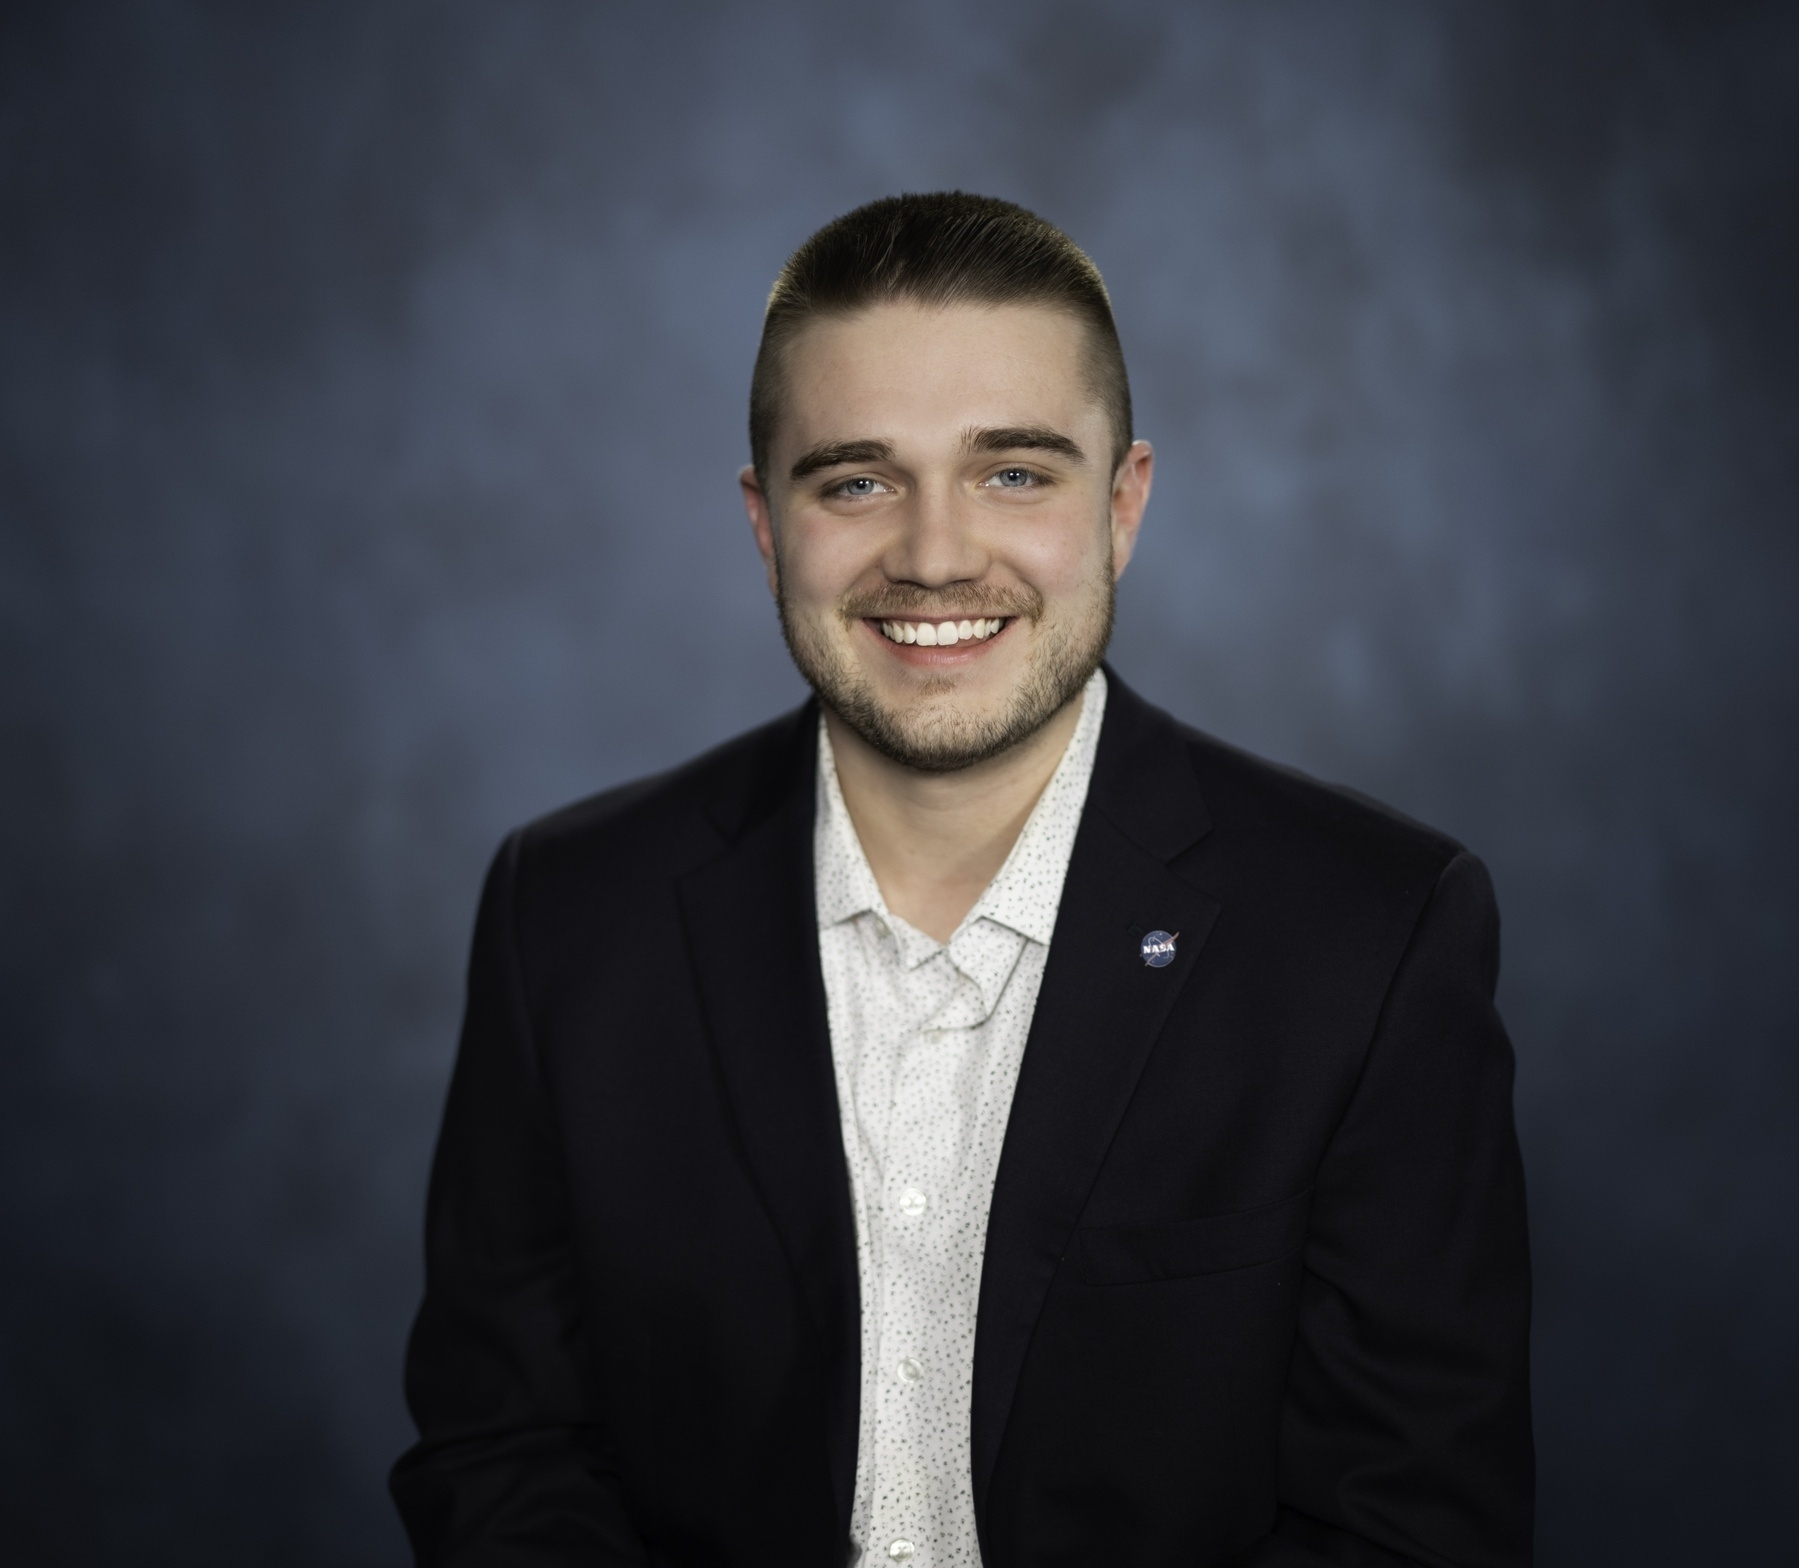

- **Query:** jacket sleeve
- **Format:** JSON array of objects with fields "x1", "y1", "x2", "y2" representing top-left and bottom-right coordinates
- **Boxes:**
[
  {"x1": 1230, "y1": 850, "x2": 1534, "y2": 1568},
  {"x1": 390, "y1": 832, "x2": 649, "y2": 1566}
]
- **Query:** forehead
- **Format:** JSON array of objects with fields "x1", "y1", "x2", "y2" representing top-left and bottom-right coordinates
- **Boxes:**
[{"x1": 775, "y1": 301, "x2": 1099, "y2": 451}]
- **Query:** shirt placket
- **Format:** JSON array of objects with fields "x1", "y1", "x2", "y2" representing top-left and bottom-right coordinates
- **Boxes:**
[{"x1": 866, "y1": 947, "x2": 983, "y2": 1568}]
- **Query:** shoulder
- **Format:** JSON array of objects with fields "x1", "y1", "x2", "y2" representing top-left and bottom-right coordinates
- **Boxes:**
[
  {"x1": 1102, "y1": 673, "x2": 1478, "y2": 923},
  {"x1": 503, "y1": 699, "x2": 816, "y2": 902},
  {"x1": 1188, "y1": 723, "x2": 1463, "y2": 890}
]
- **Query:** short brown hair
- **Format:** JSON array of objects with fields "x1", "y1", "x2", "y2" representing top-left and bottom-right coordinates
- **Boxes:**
[{"x1": 749, "y1": 192, "x2": 1133, "y2": 484}]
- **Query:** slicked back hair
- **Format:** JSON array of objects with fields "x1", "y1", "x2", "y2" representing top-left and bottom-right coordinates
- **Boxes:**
[{"x1": 749, "y1": 192, "x2": 1133, "y2": 486}]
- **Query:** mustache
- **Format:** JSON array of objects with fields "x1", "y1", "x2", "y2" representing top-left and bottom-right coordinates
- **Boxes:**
[{"x1": 840, "y1": 583, "x2": 1043, "y2": 622}]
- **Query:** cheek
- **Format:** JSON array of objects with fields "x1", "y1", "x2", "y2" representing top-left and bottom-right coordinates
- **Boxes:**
[
  {"x1": 779, "y1": 519, "x2": 865, "y2": 604},
  {"x1": 1002, "y1": 514, "x2": 1113, "y2": 597}
]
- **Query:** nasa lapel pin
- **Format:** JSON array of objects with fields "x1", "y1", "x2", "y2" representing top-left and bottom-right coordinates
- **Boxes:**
[{"x1": 1140, "y1": 929, "x2": 1179, "y2": 969}]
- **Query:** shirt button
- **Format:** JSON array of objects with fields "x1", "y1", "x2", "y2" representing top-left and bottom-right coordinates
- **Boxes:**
[
  {"x1": 887, "y1": 1542, "x2": 917, "y2": 1562},
  {"x1": 897, "y1": 1357, "x2": 923, "y2": 1383},
  {"x1": 898, "y1": 1187, "x2": 928, "y2": 1216}
]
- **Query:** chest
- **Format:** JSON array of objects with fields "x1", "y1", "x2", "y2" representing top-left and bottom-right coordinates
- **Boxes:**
[{"x1": 818, "y1": 921, "x2": 1047, "y2": 1194}]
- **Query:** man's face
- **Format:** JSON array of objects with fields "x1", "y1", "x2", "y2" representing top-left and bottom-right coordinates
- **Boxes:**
[{"x1": 742, "y1": 301, "x2": 1153, "y2": 772}]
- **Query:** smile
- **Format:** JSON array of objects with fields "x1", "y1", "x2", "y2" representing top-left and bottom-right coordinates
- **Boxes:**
[{"x1": 874, "y1": 617, "x2": 1009, "y2": 647}]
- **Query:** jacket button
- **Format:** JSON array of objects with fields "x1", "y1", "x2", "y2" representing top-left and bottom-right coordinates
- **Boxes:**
[{"x1": 887, "y1": 1541, "x2": 917, "y2": 1562}]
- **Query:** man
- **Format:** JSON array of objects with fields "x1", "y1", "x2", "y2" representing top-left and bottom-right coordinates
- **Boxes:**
[{"x1": 392, "y1": 193, "x2": 1532, "y2": 1567}]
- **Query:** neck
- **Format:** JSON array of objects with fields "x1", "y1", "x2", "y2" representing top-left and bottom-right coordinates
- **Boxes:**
[{"x1": 824, "y1": 687, "x2": 1087, "y2": 943}]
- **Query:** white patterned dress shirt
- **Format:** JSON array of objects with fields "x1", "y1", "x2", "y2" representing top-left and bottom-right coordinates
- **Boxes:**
[{"x1": 813, "y1": 669, "x2": 1108, "y2": 1568}]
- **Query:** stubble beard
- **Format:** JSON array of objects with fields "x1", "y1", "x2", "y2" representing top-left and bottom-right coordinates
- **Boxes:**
[{"x1": 776, "y1": 563, "x2": 1115, "y2": 774}]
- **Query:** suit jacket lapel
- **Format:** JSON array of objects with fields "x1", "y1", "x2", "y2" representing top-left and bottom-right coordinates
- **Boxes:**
[
  {"x1": 971, "y1": 673, "x2": 1222, "y2": 1520},
  {"x1": 675, "y1": 705, "x2": 861, "y2": 1538}
]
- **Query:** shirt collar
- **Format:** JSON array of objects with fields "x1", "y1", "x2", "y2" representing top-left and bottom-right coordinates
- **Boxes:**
[
  {"x1": 814, "y1": 734, "x2": 887, "y2": 930},
  {"x1": 963, "y1": 667, "x2": 1106, "y2": 946},
  {"x1": 813, "y1": 668, "x2": 1108, "y2": 954}
]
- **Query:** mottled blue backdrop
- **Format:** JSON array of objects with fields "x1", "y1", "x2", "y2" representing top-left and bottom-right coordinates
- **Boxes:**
[{"x1": 3, "y1": 3, "x2": 1796, "y2": 1563}]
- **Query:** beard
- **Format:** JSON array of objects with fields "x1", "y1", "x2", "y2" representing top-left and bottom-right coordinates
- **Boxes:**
[{"x1": 776, "y1": 565, "x2": 1115, "y2": 774}]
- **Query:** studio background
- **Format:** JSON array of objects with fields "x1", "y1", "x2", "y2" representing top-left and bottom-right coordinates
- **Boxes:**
[{"x1": 4, "y1": 3, "x2": 1795, "y2": 1564}]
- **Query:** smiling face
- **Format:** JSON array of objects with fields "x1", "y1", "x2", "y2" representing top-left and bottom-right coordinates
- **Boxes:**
[{"x1": 743, "y1": 301, "x2": 1152, "y2": 773}]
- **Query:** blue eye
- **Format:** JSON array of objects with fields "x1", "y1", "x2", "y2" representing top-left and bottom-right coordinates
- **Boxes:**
[
  {"x1": 838, "y1": 477, "x2": 880, "y2": 496},
  {"x1": 993, "y1": 467, "x2": 1036, "y2": 488}
]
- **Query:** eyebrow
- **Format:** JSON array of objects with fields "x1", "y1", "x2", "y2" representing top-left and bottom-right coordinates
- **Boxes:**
[
  {"x1": 790, "y1": 438, "x2": 894, "y2": 481},
  {"x1": 963, "y1": 425, "x2": 1086, "y2": 462}
]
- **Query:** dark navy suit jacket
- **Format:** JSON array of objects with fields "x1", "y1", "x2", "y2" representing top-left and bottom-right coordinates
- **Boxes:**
[{"x1": 392, "y1": 670, "x2": 1533, "y2": 1567}]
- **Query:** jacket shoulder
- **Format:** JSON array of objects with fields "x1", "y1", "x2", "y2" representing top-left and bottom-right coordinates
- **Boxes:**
[
  {"x1": 510, "y1": 700, "x2": 814, "y2": 888},
  {"x1": 1105, "y1": 673, "x2": 1467, "y2": 887},
  {"x1": 1143, "y1": 696, "x2": 1473, "y2": 914},
  {"x1": 1198, "y1": 723, "x2": 1459, "y2": 853},
  {"x1": 1155, "y1": 712, "x2": 1490, "y2": 992}
]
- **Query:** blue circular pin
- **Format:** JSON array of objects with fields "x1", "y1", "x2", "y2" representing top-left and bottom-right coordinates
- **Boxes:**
[{"x1": 1140, "y1": 929, "x2": 1178, "y2": 968}]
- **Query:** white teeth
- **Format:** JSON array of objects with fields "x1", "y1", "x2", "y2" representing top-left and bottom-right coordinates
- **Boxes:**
[{"x1": 880, "y1": 616, "x2": 1008, "y2": 645}]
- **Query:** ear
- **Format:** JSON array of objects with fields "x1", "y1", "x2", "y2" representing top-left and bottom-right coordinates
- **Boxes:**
[
  {"x1": 1108, "y1": 440, "x2": 1154, "y2": 580},
  {"x1": 740, "y1": 464, "x2": 781, "y2": 598}
]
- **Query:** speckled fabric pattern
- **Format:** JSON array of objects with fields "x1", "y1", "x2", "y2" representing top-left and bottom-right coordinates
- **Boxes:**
[{"x1": 814, "y1": 669, "x2": 1107, "y2": 1568}]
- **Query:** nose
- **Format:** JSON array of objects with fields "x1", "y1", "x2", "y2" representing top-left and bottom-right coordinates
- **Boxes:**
[{"x1": 882, "y1": 478, "x2": 988, "y2": 589}]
